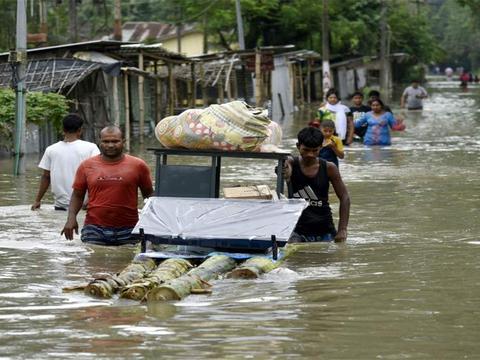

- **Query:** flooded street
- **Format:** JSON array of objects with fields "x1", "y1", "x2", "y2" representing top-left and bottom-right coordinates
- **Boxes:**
[{"x1": 0, "y1": 81, "x2": 479, "y2": 359}]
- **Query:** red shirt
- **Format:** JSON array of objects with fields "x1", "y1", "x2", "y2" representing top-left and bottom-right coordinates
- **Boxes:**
[{"x1": 73, "y1": 154, "x2": 153, "y2": 228}]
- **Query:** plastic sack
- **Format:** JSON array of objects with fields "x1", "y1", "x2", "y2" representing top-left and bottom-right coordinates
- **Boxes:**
[
  {"x1": 155, "y1": 101, "x2": 281, "y2": 152},
  {"x1": 263, "y1": 120, "x2": 283, "y2": 146}
]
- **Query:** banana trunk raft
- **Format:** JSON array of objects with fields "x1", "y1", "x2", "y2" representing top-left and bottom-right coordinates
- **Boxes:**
[
  {"x1": 84, "y1": 257, "x2": 157, "y2": 298},
  {"x1": 64, "y1": 246, "x2": 298, "y2": 302}
]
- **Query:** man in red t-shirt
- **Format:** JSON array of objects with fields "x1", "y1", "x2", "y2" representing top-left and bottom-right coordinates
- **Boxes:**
[{"x1": 61, "y1": 126, "x2": 153, "y2": 245}]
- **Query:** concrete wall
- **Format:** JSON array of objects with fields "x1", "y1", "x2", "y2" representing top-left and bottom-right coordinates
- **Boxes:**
[{"x1": 161, "y1": 32, "x2": 204, "y2": 57}]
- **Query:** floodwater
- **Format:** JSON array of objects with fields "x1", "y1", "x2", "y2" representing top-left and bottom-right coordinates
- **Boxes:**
[{"x1": 0, "y1": 81, "x2": 479, "y2": 359}]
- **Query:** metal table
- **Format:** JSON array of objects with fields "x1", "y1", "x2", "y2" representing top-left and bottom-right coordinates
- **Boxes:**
[{"x1": 148, "y1": 147, "x2": 291, "y2": 198}]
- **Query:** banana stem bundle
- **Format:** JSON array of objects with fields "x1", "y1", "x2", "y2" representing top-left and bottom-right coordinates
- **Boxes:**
[
  {"x1": 84, "y1": 257, "x2": 157, "y2": 298},
  {"x1": 146, "y1": 255, "x2": 237, "y2": 302},
  {"x1": 120, "y1": 258, "x2": 193, "y2": 301}
]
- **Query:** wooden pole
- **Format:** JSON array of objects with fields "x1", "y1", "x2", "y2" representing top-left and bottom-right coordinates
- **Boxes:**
[
  {"x1": 124, "y1": 73, "x2": 131, "y2": 152},
  {"x1": 226, "y1": 73, "x2": 233, "y2": 101},
  {"x1": 202, "y1": 15, "x2": 208, "y2": 54},
  {"x1": 168, "y1": 63, "x2": 174, "y2": 115},
  {"x1": 298, "y1": 62, "x2": 305, "y2": 106},
  {"x1": 156, "y1": 77, "x2": 162, "y2": 123},
  {"x1": 218, "y1": 77, "x2": 224, "y2": 104},
  {"x1": 232, "y1": 68, "x2": 238, "y2": 99},
  {"x1": 265, "y1": 71, "x2": 271, "y2": 101},
  {"x1": 307, "y1": 59, "x2": 312, "y2": 103},
  {"x1": 68, "y1": 0, "x2": 78, "y2": 42},
  {"x1": 113, "y1": 0, "x2": 122, "y2": 41},
  {"x1": 39, "y1": 0, "x2": 48, "y2": 34},
  {"x1": 200, "y1": 62, "x2": 207, "y2": 107},
  {"x1": 289, "y1": 62, "x2": 296, "y2": 107},
  {"x1": 112, "y1": 76, "x2": 120, "y2": 126},
  {"x1": 154, "y1": 61, "x2": 161, "y2": 124},
  {"x1": 190, "y1": 62, "x2": 196, "y2": 107},
  {"x1": 255, "y1": 48, "x2": 262, "y2": 106},
  {"x1": 187, "y1": 77, "x2": 192, "y2": 108},
  {"x1": 138, "y1": 51, "x2": 145, "y2": 143}
]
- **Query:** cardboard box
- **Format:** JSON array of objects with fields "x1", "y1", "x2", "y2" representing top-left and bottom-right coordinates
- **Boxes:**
[{"x1": 223, "y1": 185, "x2": 277, "y2": 200}]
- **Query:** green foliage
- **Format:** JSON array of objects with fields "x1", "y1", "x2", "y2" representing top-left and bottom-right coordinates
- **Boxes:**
[
  {"x1": 0, "y1": 88, "x2": 69, "y2": 145},
  {"x1": 0, "y1": 0, "x2": 16, "y2": 51},
  {"x1": 0, "y1": 0, "x2": 456, "y2": 76},
  {"x1": 388, "y1": 1, "x2": 441, "y2": 64},
  {"x1": 457, "y1": 0, "x2": 480, "y2": 22},
  {"x1": 26, "y1": 91, "x2": 70, "y2": 128},
  {"x1": 0, "y1": 89, "x2": 15, "y2": 142},
  {"x1": 429, "y1": 0, "x2": 480, "y2": 70}
]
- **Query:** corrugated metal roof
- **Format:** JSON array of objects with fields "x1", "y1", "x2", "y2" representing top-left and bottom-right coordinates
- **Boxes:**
[
  {"x1": 0, "y1": 40, "x2": 130, "y2": 59},
  {"x1": 189, "y1": 45, "x2": 296, "y2": 62},
  {"x1": 113, "y1": 43, "x2": 190, "y2": 63},
  {"x1": 122, "y1": 22, "x2": 199, "y2": 43},
  {"x1": 0, "y1": 40, "x2": 189, "y2": 63}
]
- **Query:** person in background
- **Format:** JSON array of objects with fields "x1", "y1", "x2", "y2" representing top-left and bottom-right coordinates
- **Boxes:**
[
  {"x1": 61, "y1": 125, "x2": 153, "y2": 246},
  {"x1": 400, "y1": 80, "x2": 428, "y2": 110},
  {"x1": 350, "y1": 91, "x2": 371, "y2": 139},
  {"x1": 283, "y1": 127, "x2": 350, "y2": 242},
  {"x1": 367, "y1": 90, "x2": 393, "y2": 113},
  {"x1": 460, "y1": 71, "x2": 470, "y2": 88},
  {"x1": 31, "y1": 114, "x2": 99, "y2": 211},
  {"x1": 355, "y1": 99, "x2": 404, "y2": 146},
  {"x1": 316, "y1": 88, "x2": 353, "y2": 145},
  {"x1": 445, "y1": 67, "x2": 453, "y2": 80},
  {"x1": 318, "y1": 120, "x2": 344, "y2": 168}
]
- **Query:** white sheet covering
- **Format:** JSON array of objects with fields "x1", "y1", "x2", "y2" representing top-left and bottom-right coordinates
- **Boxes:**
[{"x1": 132, "y1": 197, "x2": 307, "y2": 244}]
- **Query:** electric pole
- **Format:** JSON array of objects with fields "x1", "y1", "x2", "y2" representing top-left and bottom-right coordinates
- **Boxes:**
[
  {"x1": 69, "y1": 0, "x2": 78, "y2": 42},
  {"x1": 322, "y1": 0, "x2": 332, "y2": 99},
  {"x1": 379, "y1": 0, "x2": 389, "y2": 99},
  {"x1": 235, "y1": 0, "x2": 245, "y2": 50},
  {"x1": 175, "y1": 3, "x2": 183, "y2": 53},
  {"x1": 39, "y1": 0, "x2": 47, "y2": 34},
  {"x1": 113, "y1": 0, "x2": 122, "y2": 41},
  {"x1": 13, "y1": 0, "x2": 27, "y2": 175}
]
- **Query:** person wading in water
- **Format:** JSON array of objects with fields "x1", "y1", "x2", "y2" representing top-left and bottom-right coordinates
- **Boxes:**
[{"x1": 283, "y1": 127, "x2": 350, "y2": 242}]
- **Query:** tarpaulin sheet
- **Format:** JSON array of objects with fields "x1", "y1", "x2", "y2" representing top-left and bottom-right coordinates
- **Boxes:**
[{"x1": 132, "y1": 197, "x2": 307, "y2": 250}]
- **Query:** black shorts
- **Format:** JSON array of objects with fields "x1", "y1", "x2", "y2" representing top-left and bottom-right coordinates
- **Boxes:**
[{"x1": 81, "y1": 224, "x2": 139, "y2": 246}]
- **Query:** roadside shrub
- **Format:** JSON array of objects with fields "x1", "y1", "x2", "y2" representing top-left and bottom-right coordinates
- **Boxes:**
[{"x1": 0, "y1": 88, "x2": 70, "y2": 151}]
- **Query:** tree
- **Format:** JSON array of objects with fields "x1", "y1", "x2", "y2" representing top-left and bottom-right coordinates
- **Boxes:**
[
  {"x1": 429, "y1": 0, "x2": 480, "y2": 70},
  {"x1": 0, "y1": 0, "x2": 17, "y2": 51},
  {"x1": 0, "y1": 0, "x2": 445, "y2": 78}
]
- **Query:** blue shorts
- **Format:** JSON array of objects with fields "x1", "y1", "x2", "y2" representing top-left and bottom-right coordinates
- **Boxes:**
[
  {"x1": 289, "y1": 232, "x2": 335, "y2": 243},
  {"x1": 81, "y1": 224, "x2": 139, "y2": 246}
]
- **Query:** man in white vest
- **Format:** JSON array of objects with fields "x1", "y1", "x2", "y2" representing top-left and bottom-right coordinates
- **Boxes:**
[{"x1": 31, "y1": 113, "x2": 99, "y2": 211}]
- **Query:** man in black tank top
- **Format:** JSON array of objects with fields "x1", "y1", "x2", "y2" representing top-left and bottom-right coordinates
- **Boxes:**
[{"x1": 283, "y1": 127, "x2": 350, "y2": 242}]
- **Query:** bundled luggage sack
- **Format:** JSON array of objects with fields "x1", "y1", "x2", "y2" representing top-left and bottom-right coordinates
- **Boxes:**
[{"x1": 155, "y1": 101, "x2": 282, "y2": 152}]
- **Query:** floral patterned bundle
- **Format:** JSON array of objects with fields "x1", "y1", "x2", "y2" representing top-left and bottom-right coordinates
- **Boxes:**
[{"x1": 155, "y1": 101, "x2": 282, "y2": 152}]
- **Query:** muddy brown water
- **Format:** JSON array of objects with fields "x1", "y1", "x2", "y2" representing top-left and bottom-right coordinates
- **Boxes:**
[{"x1": 0, "y1": 81, "x2": 479, "y2": 359}]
